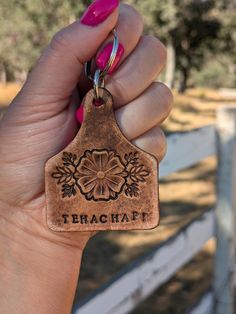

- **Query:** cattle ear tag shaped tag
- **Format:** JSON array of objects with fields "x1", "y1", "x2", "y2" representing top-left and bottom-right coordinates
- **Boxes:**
[{"x1": 45, "y1": 30, "x2": 159, "y2": 231}]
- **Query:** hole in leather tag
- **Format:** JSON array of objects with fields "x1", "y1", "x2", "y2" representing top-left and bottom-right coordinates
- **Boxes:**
[{"x1": 93, "y1": 98, "x2": 104, "y2": 107}]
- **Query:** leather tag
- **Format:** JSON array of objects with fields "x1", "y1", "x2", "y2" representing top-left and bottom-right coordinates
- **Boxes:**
[{"x1": 45, "y1": 88, "x2": 159, "y2": 231}]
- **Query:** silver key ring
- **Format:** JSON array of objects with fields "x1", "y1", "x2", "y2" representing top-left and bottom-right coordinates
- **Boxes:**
[
  {"x1": 85, "y1": 29, "x2": 119, "y2": 99},
  {"x1": 100, "y1": 29, "x2": 119, "y2": 78},
  {"x1": 93, "y1": 69, "x2": 105, "y2": 101}
]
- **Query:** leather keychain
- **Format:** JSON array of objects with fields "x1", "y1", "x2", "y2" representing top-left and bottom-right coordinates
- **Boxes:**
[{"x1": 45, "y1": 30, "x2": 160, "y2": 231}]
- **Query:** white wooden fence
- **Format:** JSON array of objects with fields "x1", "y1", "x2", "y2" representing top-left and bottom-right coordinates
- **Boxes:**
[{"x1": 73, "y1": 106, "x2": 236, "y2": 314}]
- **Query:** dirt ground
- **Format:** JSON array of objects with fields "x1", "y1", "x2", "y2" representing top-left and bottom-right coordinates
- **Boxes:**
[{"x1": 1, "y1": 84, "x2": 236, "y2": 313}]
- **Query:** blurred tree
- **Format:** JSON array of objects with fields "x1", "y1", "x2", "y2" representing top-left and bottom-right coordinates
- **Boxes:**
[
  {"x1": 0, "y1": 0, "x2": 90, "y2": 82},
  {"x1": 128, "y1": 0, "x2": 221, "y2": 92},
  {"x1": 173, "y1": 0, "x2": 221, "y2": 93},
  {"x1": 216, "y1": 0, "x2": 236, "y2": 87},
  {"x1": 0, "y1": 0, "x2": 234, "y2": 90},
  {"x1": 0, "y1": 0, "x2": 31, "y2": 82}
]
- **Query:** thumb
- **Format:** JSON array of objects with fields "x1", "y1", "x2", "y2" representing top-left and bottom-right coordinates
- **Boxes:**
[
  {"x1": 19, "y1": 0, "x2": 119, "y2": 108},
  {"x1": 0, "y1": 0, "x2": 119, "y2": 205}
]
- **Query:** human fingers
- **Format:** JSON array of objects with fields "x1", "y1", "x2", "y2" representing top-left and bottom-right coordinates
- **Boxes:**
[
  {"x1": 106, "y1": 35, "x2": 167, "y2": 108},
  {"x1": 115, "y1": 82, "x2": 173, "y2": 140},
  {"x1": 132, "y1": 126, "x2": 167, "y2": 162},
  {"x1": 79, "y1": 3, "x2": 143, "y2": 95},
  {"x1": 0, "y1": 0, "x2": 120, "y2": 205},
  {"x1": 96, "y1": 4, "x2": 143, "y2": 73},
  {"x1": 9, "y1": 0, "x2": 120, "y2": 121}
]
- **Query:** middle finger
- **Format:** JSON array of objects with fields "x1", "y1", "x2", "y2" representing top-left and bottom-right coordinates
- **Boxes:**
[
  {"x1": 107, "y1": 35, "x2": 167, "y2": 108},
  {"x1": 115, "y1": 81, "x2": 173, "y2": 140},
  {"x1": 79, "y1": 3, "x2": 143, "y2": 96}
]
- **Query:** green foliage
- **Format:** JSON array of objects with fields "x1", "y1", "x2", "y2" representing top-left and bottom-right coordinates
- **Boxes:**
[
  {"x1": 192, "y1": 58, "x2": 235, "y2": 89},
  {"x1": 129, "y1": 0, "x2": 223, "y2": 91},
  {"x1": 213, "y1": 1, "x2": 236, "y2": 88},
  {"x1": 129, "y1": 0, "x2": 235, "y2": 90},
  {"x1": 0, "y1": 0, "x2": 235, "y2": 90},
  {"x1": 0, "y1": 0, "x2": 91, "y2": 81}
]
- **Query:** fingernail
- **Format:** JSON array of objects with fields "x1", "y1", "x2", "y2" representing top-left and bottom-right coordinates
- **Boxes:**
[
  {"x1": 76, "y1": 105, "x2": 84, "y2": 124},
  {"x1": 81, "y1": 0, "x2": 119, "y2": 27},
  {"x1": 96, "y1": 42, "x2": 124, "y2": 74}
]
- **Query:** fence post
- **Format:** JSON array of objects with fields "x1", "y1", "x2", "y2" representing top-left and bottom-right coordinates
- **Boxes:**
[{"x1": 214, "y1": 106, "x2": 236, "y2": 314}]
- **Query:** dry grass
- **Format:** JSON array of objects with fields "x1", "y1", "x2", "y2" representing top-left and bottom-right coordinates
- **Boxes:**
[
  {"x1": 0, "y1": 83, "x2": 21, "y2": 119},
  {"x1": 1, "y1": 84, "x2": 236, "y2": 313},
  {"x1": 0, "y1": 83, "x2": 21, "y2": 106},
  {"x1": 134, "y1": 239, "x2": 215, "y2": 314}
]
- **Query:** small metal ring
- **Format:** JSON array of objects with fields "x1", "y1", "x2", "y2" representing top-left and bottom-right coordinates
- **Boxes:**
[
  {"x1": 85, "y1": 61, "x2": 93, "y2": 82},
  {"x1": 85, "y1": 29, "x2": 119, "y2": 82},
  {"x1": 93, "y1": 69, "x2": 105, "y2": 99},
  {"x1": 100, "y1": 29, "x2": 119, "y2": 78}
]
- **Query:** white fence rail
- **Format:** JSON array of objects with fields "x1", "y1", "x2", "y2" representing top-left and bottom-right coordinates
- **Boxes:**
[
  {"x1": 75, "y1": 210, "x2": 214, "y2": 314},
  {"x1": 74, "y1": 106, "x2": 236, "y2": 314},
  {"x1": 188, "y1": 291, "x2": 213, "y2": 314},
  {"x1": 160, "y1": 125, "x2": 216, "y2": 178}
]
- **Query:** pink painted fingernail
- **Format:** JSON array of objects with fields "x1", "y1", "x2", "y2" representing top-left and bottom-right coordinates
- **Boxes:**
[
  {"x1": 96, "y1": 42, "x2": 124, "y2": 74},
  {"x1": 76, "y1": 105, "x2": 84, "y2": 124},
  {"x1": 81, "y1": 0, "x2": 119, "y2": 27}
]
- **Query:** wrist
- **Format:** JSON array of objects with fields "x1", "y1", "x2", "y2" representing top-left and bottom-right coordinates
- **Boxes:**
[{"x1": 0, "y1": 200, "x2": 86, "y2": 313}]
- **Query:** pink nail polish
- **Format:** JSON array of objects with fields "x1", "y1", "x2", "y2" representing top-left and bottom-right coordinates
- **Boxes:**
[
  {"x1": 96, "y1": 42, "x2": 124, "y2": 74},
  {"x1": 81, "y1": 0, "x2": 119, "y2": 27},
  {"x1": 76, "y1": 105, "x2": 84, "y2": 124}
]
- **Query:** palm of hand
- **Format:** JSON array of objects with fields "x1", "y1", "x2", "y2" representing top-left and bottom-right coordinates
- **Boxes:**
[
  {"x1": 0, "y1": 3, "x2": 171, "y2": 252},
  {"x1": 0, "y1": 83, "x2": 93, "y2": 249}
]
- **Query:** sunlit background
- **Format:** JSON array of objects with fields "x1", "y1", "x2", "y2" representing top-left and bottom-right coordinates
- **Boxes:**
[{"x1": 0, "y1": 1, "x2": 236, "y2": 313}]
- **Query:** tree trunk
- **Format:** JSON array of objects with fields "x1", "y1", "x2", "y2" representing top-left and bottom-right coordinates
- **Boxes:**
[
  {"x1": 0, "y1": 69, "x2": 7, "y2": 84},
  {"x1": 165, "y1": 39, "x2": 176, "y2": 88},
  {"x1": 229, "y1": 62, "x2": 236, "y2": 88},
  {"x1": 2, "y1": 62, "x2": 15, "y2": 82},
  {"x1": 178, "y1": 67, "x2": 189, "y2": 94}
]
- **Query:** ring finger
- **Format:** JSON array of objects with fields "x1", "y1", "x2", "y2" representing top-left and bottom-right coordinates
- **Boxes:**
[
  {"x1": 133, "y1": 126, "x2": 167, "y2": 162},
  {"x1": 115, "y1": 82, "x2": 173, "y2": 140}
]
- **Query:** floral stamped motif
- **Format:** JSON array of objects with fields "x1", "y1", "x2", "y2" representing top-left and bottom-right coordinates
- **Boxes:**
[
  {"x1": 51, "y1": 149, "x2": 150, "y2": 201},
  {"x1": 52, "y1": 152, "x2": 77, "y2": 198},
  {"x1": 123, "y1": 152, "x2": 149, "y2": 198},
  {"x1": 75, "y1": 150, "x2": 127, "y2": 201}
]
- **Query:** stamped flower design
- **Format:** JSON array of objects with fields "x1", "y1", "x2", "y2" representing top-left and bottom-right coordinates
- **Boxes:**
[
  {"x1": 123, "y1": 152, "x2": 150, "y2": 197},
  {"x1": 51, "y1": 150, "x2": 150, "y2": 201},
  {"x1": 75, "y1": 150, "x2": 127, "y2": 201}
]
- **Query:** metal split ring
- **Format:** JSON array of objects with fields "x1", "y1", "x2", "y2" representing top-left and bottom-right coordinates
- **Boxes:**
[
  {"x1": 85, "y1": 29, "x2": 119, "y2": 99},
  {"x1": 93, "y1": 69, "x2": 105, "y2": 101}
]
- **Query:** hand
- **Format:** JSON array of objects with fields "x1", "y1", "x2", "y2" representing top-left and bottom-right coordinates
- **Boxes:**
[{"x1": 0, "y1": 1, "x2": 172, "y2": 313}]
